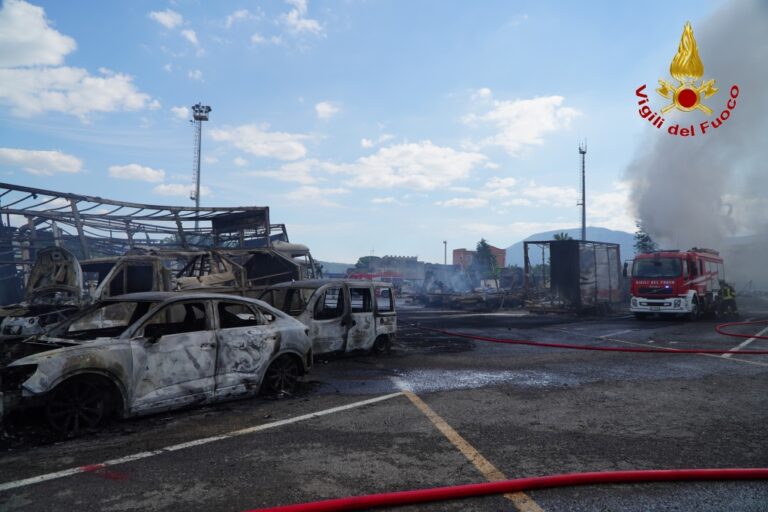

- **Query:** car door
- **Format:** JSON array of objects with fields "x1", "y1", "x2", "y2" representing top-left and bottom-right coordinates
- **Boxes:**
[
  {"x1": 346, "y1": 286, "x2": 376, "y2": 351},
  {"x1": 309, "y1": 285, "x2": 347, "y2": 353},
  {"x1": 129, "y1": 300, "x2": 216, "y2": 412},
  {"x1": 214, "y1": 300, "x2": 275, "y2": 397}
]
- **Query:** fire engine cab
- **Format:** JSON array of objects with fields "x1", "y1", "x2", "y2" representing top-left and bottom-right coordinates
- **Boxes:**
[{"x1": 628, "y1": 248, "x2": 732, "y2": 319}]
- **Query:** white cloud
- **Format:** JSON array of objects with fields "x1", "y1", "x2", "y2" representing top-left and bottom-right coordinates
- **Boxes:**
[
  {"x1": 108, "y1": 164, "x2": 165, "y2": 183},
  {"x1": 0, "y1": 0, "x2": 77, "y2": 67},
  {"x1": 188, "y1": 69, "x2": 203, "y2": 81},
  {"x1": 233, "y1": 157, "x2": 248, "y2": 167},
  {"x1": 328, "y1": 141, "x2": 487, "y2": 190},
  {"x1": 163, "y1": 63, "x2": 173, "y2": 72},
  {"x1": 153, "y1": 183, "x2": 210, "y2": 197},
  {"x1": 360, "y1": 133, "x2": 394, "y2": 149},
  {"x1": 171, "y1": 106, "x2": 188, "y2": 120},
  {"x1": 315, "y1": 101, "x2": 339, "y2": 119},
  {"x1": 436, "y1": 197, "x2": 489, "y2": 209},
  {"x1": 210, "y1": 124, "x2": 308, "y2": 161},
  {"x1": 0, "y1": 67, "x2": 158, "y2": 120},
  {"x1": 252, "y1": 33, "x2": 283, "y2": 45},
  {"x1": 284, "y1": 186, "x2": 348, "y2": 207},
  {"x1": 371, "y1": 197, "x2": 399, "y2": 204},
  {"x1": 0, "y1": 147, "x2": 82, "y2": 175},
  {"x1": 203, "y1": 156, "x2": 219, "y2": 164},
  {"x1": 244, "y1": 159, "x2": 322, "y2": 184},
  {"x1": 464, "y1": 96, "x2": 580, "y2": 155},
  {"x1": 0, "y1": 5, "x2": 157, "y2": 121},
  {"x1": 181, "y1": 29, "x2": 198, "y2": 46},
  {"x1": 484, "y1": 176, "x2": 517, "y2": 189},
  {"x1": 520, "y1": 183, "x2": 580, "y2": 207},
  {"x1": 148, "y1": 9, "x2": 183, "y2": 30},
  {"x1": 281, "y1": 0, "x2": 322, "y2": 35},
  {"x1": 470, "y1": 87, "x2": 492, "y2": 101},
  {"x1": 588, "y1": 182, "x2": 635, "y2": 232},
  {"x1": 225, "y1": 9, "x2": 260, "y2": 28}
]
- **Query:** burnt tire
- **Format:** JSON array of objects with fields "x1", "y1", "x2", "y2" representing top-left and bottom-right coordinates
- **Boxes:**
[
  {"x1": 372, "y1": 335, "x2": 391, "y2": 355},
  {"x1": 261, "y1": 355, "x2": 300, "y2": 396},
  {"x1": 45, "y1": 378, "x2": 111, "y2": 437}
]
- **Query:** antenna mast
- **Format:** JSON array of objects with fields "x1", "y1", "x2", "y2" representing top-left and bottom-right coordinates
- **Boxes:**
[
  {"x1": 578, "y1": 140, "x2": 587, "y2": 241},
  {"x1": 190, "y1": 103, "x2": 211, "y2": 231}
]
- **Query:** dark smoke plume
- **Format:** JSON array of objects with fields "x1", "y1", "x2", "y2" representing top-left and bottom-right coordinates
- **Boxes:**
[{"x1": 626, "y1": 0, "x2": 768, "y2": 254}]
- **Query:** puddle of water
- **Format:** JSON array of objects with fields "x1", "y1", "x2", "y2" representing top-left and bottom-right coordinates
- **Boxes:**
[{"x1": 399, "y1": 369, "x2": 575, "y2": 393}]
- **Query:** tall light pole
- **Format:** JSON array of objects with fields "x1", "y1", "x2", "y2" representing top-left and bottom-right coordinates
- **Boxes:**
[
  {"x1": 443, "y1": 240, "x2": 447, "y2": 265},
  {"x1": 190, "y1": 103, "x2": 211, "y2": 231},
  {"x1": 578, "y1": 140, "x2": 587, "y2": 241}
]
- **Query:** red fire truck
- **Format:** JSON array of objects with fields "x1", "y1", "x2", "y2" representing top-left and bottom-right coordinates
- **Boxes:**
[{"x1": 628, "y1": 248, "x2": 735, "y2": 319}]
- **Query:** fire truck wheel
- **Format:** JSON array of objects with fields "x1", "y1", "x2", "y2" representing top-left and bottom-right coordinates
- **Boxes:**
[{"x1": 687, "y1": 299, "x2": 699, "y2": 321}]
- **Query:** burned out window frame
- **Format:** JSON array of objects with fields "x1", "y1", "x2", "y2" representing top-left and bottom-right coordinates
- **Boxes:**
[
  {"x1": 374, "y1": 286, "x2": 394, "y2": 313},
  {"x1": 139, "y1": 300, "x2": 210, "y2": 339},
  {"x1": 350, "y1": 287, "x2": 373, "y2": 313},
  {"x1": 313, "y1": 286, "x2": 344, "y2": 320},
  {"x1": 216, "y1": 300, "x2": 265, "y2": 329}
]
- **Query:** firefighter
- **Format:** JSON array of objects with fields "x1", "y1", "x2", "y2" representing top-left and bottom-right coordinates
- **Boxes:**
[{"x1": 719, "y1": 281, "x2": 738, "y2": 318}]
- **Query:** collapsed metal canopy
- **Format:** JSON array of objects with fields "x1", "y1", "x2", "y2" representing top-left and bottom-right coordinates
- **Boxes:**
[{"x1": 0, "y1": 181, "x2": 288, "y2": 254}]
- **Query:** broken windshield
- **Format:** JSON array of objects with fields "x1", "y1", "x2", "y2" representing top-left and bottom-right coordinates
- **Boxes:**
[{"x1": 54, "y1": 300, "x2": 156, "y2": 340}]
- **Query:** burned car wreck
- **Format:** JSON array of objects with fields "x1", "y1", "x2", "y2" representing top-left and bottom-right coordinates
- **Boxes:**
[{"x1": 0, "y1": 292, "x2": 312, "y2": 436}]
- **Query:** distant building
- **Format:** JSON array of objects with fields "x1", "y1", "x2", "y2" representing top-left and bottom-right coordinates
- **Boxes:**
[{"x1": 453, "y1": 245, "x2": 506, "y2": 269}]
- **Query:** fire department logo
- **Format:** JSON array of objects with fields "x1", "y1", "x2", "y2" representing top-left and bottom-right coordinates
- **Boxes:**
[
  {"x1": 656, "y1": 22, "x2": 717, "y2": 115},
  {"x1": 634, "y1": 21, "x2": 739, "y2": 137}
]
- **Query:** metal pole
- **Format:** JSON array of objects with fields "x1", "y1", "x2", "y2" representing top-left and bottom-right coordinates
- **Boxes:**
[
  {"x1": 194, "y1": 119, "x2": 202, "y2": 230},
  {"x1": 579, "y1": 141, "x2": 587, "y2": 241},
  {"x1": 443, "y1": 240, "x2": 447, "y2": 265}
]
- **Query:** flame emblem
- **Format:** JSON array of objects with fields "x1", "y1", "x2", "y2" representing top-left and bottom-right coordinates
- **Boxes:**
[{"x1": 657, "y1": 22, "x2": 718, "y2": 115}]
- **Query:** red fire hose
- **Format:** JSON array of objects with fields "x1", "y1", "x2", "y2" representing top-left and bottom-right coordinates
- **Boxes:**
[
  {"x1": 244, "y1": 468, "x2": 768, "y2": 511},
  {"x1": 242, "y1": 321, "x2": 768, "y2": 511},
  {"x1": 412, "y1": 319, "x2": 768, "y2": 354}
]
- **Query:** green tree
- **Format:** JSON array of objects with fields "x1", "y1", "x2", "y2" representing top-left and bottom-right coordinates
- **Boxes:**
[
  {"x1": 553, "y1": 232, "x2": 573, "y2": 240},
  {"x1": 473, "y1": 238, "x2": 496, "y2": 280},
  {"x1": 634, "y1": 221, "x2": 658, "y2": 254}
]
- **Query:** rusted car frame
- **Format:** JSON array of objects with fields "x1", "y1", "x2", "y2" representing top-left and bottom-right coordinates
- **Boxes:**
[{"x1": 0, "y1": 292, "x2": 312, "y2": 436}]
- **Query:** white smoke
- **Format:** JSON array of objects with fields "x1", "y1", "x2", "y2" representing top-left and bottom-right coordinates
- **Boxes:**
[{"x1": 626, "y1": 0, "x2": 768, "y2": 251}]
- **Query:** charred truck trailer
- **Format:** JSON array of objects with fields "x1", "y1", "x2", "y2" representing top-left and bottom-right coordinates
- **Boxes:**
[
  {"x1": 628, "y1": 248, "x2": 736, "y2": 319},
  {"x1": 524, "y1": 240, "x2": 622, "y2": 314}
]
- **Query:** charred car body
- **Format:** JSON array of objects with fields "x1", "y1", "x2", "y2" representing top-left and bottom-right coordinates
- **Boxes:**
[
  {"x1": 0, "y1": 292, "x2": 312, "y2": 436},
  {"x1": 259, "y1": 280, "x2": 397, "y2": 355},
  {"x1": 1, "y1": 244, "x2": 319, "y2": 337}
]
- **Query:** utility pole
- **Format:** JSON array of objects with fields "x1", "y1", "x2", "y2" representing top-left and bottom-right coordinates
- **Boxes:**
[
  {"x1": 578, "y1": 140, "x2": 587, "y2": 241},
  {"x1": 190, "y1": 103, "x2": 211, "y2": 231},
  {"x1": 443, "y1": 240, "x2": 447, "y2": 265}
]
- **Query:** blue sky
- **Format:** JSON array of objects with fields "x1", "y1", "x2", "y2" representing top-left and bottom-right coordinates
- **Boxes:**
[{"x1": 0, "y1": 0, "x2": 730, "y2": 263}]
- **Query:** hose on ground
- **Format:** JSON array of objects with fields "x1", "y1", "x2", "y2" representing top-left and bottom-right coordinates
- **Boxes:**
[
  {"x1": 244, "y1": 468, "x2": 768, "y2": 512},
  {"x1": 410, "y1": 319, "x2": 768, "y2": 355}
]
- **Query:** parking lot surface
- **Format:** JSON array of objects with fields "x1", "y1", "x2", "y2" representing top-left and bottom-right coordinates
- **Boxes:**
[{"x1": 2, "y1": 298, "x2": 768, "y2": 511}]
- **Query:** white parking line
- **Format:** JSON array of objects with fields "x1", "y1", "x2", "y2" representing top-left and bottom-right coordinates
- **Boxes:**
[
  {"x1": 721, "y1": 325, "x2": 768, "y2": 359},
  {"x1": 0, "y1": 392, "x2": 403, "y2": 493},
  {"x1": 599, "y1": 329, "x2": 634, "y2": 339}
]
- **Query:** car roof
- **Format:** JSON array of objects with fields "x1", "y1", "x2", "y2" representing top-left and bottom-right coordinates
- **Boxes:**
[
  {"x1": 105, "y1": 292, "x2": 265, "y2": 302},
  {"x1": 265, "y1": 279, "x2": 394, "y2": 289}
]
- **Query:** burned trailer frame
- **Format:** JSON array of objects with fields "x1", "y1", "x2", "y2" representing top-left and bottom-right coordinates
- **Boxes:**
[
  {"x1": 0, "y1": 182, "x2": 310, "y2": 307},
  {"x1": 524, "y1": 240, "x2": 622, "y2": 313}
]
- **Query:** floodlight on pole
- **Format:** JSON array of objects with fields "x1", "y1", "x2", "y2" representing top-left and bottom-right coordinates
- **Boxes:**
[{"x1": 190, "y1": 103, "x2": 211, "y2": 231}]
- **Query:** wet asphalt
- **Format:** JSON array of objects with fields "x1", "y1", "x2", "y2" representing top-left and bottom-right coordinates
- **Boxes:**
[{"x1": 1, "y1": 297, "x2": 768, "y2": 511}]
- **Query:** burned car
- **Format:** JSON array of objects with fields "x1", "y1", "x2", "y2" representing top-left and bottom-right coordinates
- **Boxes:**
[
  {"x1": 259, "y1": 280, "x2": 396, "y2": 355},
  {"x1": 0, "y1": 247, "x2": 84, "y2": 336},
  {"x1": 0, "y1": 292, "x2": 312, "y2": 436}
]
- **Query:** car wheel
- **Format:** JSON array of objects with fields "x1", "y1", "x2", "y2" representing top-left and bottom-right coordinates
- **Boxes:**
[
  {"x1": 45, "y1": 378, "x2": 109, "y2": 437},
  {"x1": 372, "y1": 335, "x2": 391, "y2": 355},
  {"x1": 262, "y1": 355, "x2": 300, "y2": 396}
]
